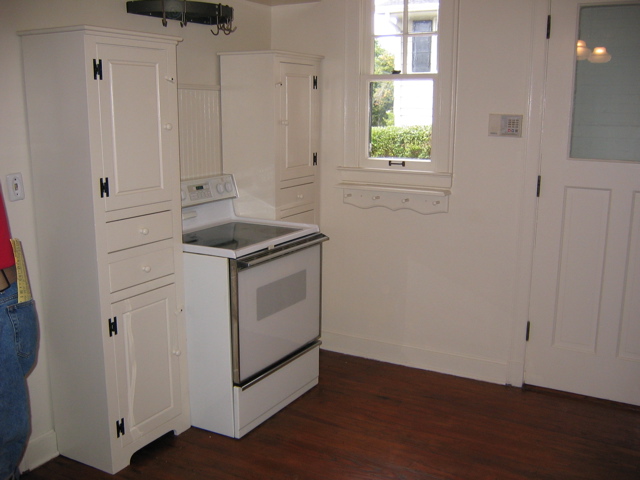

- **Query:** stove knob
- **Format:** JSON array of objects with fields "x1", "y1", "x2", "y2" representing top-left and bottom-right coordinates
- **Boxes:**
[
  {"x1": 225, "y1": 182, "x2": 234, "y2": 193},
  {"x1": 216, "y1": 183, "x2": 225, "y2": 194}
]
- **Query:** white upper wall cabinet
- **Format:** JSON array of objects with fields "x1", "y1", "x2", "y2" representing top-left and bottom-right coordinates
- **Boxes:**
[
  {"x1": 219, "y1": 50, "x2": 322, "y2": 224},
  {"x1": 96, "y1": 41, "x2": 177, "y2": 211}
]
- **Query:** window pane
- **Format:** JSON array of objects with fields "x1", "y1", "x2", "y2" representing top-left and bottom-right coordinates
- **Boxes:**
[
  {"x1": 375, "y1": 36, "x2": 403, "y2": 73},
  {"x1": 408, "y1": 2, "x2": 438, "y2": 33},
  {"x1": 570, "y1": 4, "x2": 640, "y2": 161},
  {"x1": 408, "y1": 34, "x2": 437, "y2": 73},
  {"x1": 369, "y1": 79, "x2": 434, "y2": 160},
  {"x1": 374, "y1": 0, "x2": 404, "y2": 36},
  {"x1": 412, "y1": 36, "x2": 432, "y2": 72},
  {"x1": 374, "y1": 0, "x2": 439, "y2": 75}
]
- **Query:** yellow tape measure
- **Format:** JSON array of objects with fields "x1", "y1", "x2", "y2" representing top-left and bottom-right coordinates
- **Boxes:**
[{"x1": 10, "y1": 238, "x2": 32, "y2": 302}]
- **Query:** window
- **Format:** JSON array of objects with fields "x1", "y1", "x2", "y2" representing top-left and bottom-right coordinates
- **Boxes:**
[
  {"x1": 341, "y1": 0, "x2": 458, "y2": 189},
  {"x1": 570, "y1": 4, "x2": 640, "y2": 162}
]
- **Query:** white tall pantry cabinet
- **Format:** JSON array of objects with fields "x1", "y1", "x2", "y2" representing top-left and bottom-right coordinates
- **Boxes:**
[
  {"x1": 20, "y1": 26, "x2": 190, "y2": 474},
  {"x1": 219, "y1": 51, "x2": 322, "y2": 224}
]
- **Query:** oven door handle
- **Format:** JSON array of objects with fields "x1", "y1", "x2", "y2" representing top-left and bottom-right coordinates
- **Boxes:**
[{"x1": 236, "y1": 233, "x2": 329, "y2": 269}]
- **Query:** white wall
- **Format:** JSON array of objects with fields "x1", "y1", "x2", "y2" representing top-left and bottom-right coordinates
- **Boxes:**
[
  {"x1": 272, "y1": 0, "x2": 544, "y2": 382},
  {"x1": 0, "y1": 0, "x2": 271, "y2": 471},
  {"x1": 1, "y1": 0, "x2": 547, "y2": 473}
]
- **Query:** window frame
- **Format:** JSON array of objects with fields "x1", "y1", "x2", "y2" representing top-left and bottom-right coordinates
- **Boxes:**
[{"x1": 339, "y1": 0, "x2": 459, "y2": 190}]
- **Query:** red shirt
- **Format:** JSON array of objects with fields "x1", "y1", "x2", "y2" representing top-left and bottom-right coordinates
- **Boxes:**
[{"x1": 0, "y1": 191, "x2": 15, "y2": 269}]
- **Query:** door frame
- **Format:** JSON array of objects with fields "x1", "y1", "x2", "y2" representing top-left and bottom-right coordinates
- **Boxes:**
[{"x1": 506, "y1": 0, "x2": 550, "y2": 387}]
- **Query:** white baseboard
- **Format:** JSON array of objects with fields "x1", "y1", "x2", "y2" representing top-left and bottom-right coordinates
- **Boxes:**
[
  {"x1": 19, "y1": 429, "x2": 58, "y2": 473},
  {"x1": 321, "y1": 330, "x2": 509, "y2": 385}
]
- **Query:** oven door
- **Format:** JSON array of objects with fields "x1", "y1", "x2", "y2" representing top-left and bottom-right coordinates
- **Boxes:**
[{"x1": 230, "y1": 234, "x2": 327, "y2": 385}]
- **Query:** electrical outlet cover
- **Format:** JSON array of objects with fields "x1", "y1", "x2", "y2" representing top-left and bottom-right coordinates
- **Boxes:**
[{"x1": 6, "y1": 173, "x2": 25, "y2": 201}]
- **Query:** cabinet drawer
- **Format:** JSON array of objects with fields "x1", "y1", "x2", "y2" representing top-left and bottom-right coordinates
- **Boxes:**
[
  {"x1": 108, "y1": 242, "x2": 175, "y2": 293},
  {"x1": 278, "y1": 183, "x2": 315, "y2": 211},
  {"x1": 107, "y1": 211, "x2": 173, "y2": 253}
]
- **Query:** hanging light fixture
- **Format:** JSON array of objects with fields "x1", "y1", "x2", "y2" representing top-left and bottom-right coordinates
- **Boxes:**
[
  {"x1": 576, "y1": 40, "x2": 591, "y2": 60},
  {"x1": 588, "y1": 46, "x2": 612, "y2": 63},
  {"x1": 576, "y1": 40, "x2": 612, "y2": 63},
  {"x1": 576, "y1": 40, "x2": 611, "y2": 63}
]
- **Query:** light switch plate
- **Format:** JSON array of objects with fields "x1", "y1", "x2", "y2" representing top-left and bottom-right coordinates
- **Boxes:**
[
  {"x1": 6, "y1": 173, "x2": 25, "y2": 201},
  {"x1": 488, "y1": 114, "x2": 523, "y2": 137}
]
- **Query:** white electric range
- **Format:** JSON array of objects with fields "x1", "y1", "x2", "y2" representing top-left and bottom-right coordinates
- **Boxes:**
[{"x1": 181, "y1": 174, "x2": 327, "y2": 438}]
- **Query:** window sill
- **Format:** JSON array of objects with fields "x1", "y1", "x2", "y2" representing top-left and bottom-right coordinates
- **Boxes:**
[{"x1": 337, "y1": 166, "x2": 453, "y2": 189}]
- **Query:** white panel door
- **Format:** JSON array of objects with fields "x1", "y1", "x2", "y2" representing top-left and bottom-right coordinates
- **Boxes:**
[
  {"x1": 96, "y1": 40, "x2": 178, "y2": 211},
  {"x1": 525, "y1": 0, "x2": 640, "y2": 405},
  {"x1": 279, "y1": 61, "x2": 319, "y2": 181},
  {"x1": 111, "y1": 284, "x2": 182, "y2": 446}
]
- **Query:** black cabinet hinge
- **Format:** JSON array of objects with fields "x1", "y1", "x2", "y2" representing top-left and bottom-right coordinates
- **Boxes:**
[
  {"x1": 536, "y1": 175, "x2": 541, "y2": 197},
  {"x1": 93, "y1": 59, "x2": 103, "y2": 80},
  {"x1": 100, "y1": 177, "x2": 110, "y2": 198},
  {"x1": 313, "y1": 152, "x2": 318, "y2": 166},
  {"x1": 526, "y1": 321, "x2": 531, "y2": 342},
  {"x1": 116, "y1": 418, "x2": 125, "y2": 438},
  {"x1": 546, "y1": 15, "x2": 551, "y2": 39},
  {"x1": 313, "y1": 75, "x2": 318, "y2": 90},
  {"x1": 108, "y1": 317, "x2": 118, "y2": 337}
]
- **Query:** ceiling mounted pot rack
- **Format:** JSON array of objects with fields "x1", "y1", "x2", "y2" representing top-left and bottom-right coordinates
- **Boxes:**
[{"x1": 126, "y1": 0, "x2": 236, "y2": 35}]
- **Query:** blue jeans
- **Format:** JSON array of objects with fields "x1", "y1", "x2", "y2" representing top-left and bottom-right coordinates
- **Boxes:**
[{"x1": 0, "y1": 283, "x2": 38, "y2": 480}]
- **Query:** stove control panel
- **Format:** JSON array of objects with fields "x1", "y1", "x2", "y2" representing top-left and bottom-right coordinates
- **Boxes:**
[{"x1": 181, "y1": 174, "x2": 238, "y2": 207}]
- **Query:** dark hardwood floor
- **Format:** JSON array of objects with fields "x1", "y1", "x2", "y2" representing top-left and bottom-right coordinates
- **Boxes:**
[{"x1": 23, "y1": 350, "x2": 640, "y2": 480}]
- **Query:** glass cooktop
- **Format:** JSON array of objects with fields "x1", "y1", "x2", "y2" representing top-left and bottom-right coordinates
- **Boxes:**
[{"x1": 182, "y1": 221, "x2": 301, "y2": 251}]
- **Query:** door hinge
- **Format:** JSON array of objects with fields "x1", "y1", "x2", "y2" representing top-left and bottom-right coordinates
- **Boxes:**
[
  {"x1": 100, "y1": 177, "x2": 110, "y2": 198},
  {"x1": 108, "y1": 317, "x2": 118, "y2": 337},
  {"x1": 526, "y1": 321, "x2": 531, "y2": 341},
  {"x1": 116, "y1": 418, "x2": 125, "y2": 438},
  {"x1": 536, "y1": 175, "x2": 541, "y2": 197},
  {"x1": 93, "y1": 59, "x2": 103, "y2": 80},
  {"x1": 546, "y1": 15, "x2": 551, "y2": 39},
  {"x1": 313, "y1": 152, "x2": 318, "y2": 166},
  {"x1": 313, "y1": 75, "x2": 318, "y2": 90}
]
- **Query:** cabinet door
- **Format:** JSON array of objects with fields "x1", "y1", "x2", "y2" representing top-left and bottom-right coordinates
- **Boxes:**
[
  {"x1": 278, "y1": 61, "x2": 320, "y2": 182},
  {"x1": 96, "y1": 41, "x2": 178, "y2": 211},
  {"x1": 111, "y1": 284, "x2": 182, "y2": 447}
]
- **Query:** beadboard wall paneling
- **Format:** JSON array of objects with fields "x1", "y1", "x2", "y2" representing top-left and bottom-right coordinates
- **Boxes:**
[{"x1": 178, "y1": 85, "x2": 222, "y2": 180}]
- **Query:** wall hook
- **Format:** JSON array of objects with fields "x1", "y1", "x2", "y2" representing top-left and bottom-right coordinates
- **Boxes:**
[{"x1": 211, "y1": 12, "x2": 236, "y2": 36}]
